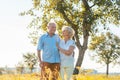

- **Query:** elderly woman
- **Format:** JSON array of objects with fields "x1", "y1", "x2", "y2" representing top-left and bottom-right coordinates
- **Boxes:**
[{"x1": 57, "y1": 26, "x2": 75, "y2": 80}]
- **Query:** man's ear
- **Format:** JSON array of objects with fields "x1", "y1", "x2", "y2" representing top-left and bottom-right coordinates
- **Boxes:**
[
  {"x1": 47, "y1": 26, "x2": 49, "y2": 29},
  {"x1": 47, "y1": 26, "x2": 49, "y2": 30}
]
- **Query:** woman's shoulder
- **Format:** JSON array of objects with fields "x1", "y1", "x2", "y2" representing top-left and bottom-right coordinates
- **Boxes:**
[
  {"x1": 68, "y1": 39, "x2": 76, "y2": 46},
  {"x1": 69, "y1": 39, "x2": 75, "y2": 43},
  {"x1": 60, "y1": 39, "x2": 64, "y2": 42}
]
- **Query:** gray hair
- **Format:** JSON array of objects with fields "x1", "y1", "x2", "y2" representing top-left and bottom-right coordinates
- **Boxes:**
[
  {"x1": 62, "y1": 26, "x2": 75, "y2": 38},
  {"x1": 47, "y1": 21, "x2": 57, "y2": 27}
]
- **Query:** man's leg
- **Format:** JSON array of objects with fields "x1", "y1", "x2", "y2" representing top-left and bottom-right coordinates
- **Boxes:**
[
  {"x1": 51, "y1": 63, "x2": 60, "y2": 80},
  {"x1": 41, "y1": 62, "x2": 51, "y2": 80},
  {"x1": 41, "y1": 62, "x2": 60, "y2": 80}
]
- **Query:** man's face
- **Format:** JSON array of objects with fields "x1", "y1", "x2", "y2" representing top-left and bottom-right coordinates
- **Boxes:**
[{"x1": 48, "y1": 23, "x2": 56, "y2": 34}]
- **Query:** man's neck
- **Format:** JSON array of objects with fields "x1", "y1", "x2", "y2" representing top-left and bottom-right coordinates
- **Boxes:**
[{"x1": 48, "y1": 32, "x2": 54, "y2": 37}]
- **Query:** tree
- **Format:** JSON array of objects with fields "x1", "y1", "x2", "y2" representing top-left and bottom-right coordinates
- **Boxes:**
[
  {"x1": 23, "y1": 52, "x2": 38, "y2": 73},
  {"x1": 21, "y1": 0, "x2": 120, "y2": 74},
  {"x1": 16, "y1": 62, "x2": 24, "y2": 74},
  {"x1": 89, "y1": 32, "x2": 120, "y2": 75},
  {"x1": 0, "y1": 67, "x2": 4, "y2": 75}
]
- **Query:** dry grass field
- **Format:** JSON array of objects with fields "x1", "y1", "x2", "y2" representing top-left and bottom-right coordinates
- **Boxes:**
[{"x1": 0, "y1": 73, "x2": 120, "y2": 80}]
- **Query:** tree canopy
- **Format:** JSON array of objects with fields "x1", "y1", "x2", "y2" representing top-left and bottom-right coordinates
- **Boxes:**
[
  {"x1": 23, "y1": 52, "x2": 38, "y2": 73},
  {"x1": 21, "y1": 0, "x2": 120, "y2": 74},
  {"x1": 89, "y1": 32, "x2": 120, "y2": 75}
]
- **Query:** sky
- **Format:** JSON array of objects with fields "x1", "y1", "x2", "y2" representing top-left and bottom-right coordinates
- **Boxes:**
[
  {"x1": 0, "y1": 0, "x2": 35, "y2": 67},
  {"x1": 0, "y1": 0, "x2": 120, "y2": 73}
]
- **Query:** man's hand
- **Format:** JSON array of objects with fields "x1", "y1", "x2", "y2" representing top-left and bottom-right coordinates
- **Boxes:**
[
  {"x1": 56, "y1": 42, "x2": 60, "y2": 49},
  {"x1": 39, "y1": 61, "x2": 43, "y2": 68}
]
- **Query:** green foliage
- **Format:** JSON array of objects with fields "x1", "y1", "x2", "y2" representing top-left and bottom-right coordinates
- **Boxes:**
[
  {"x1": 89, "y1": 34, "x2": 105, "y2": 50},
  {"x1": 0, "y1": 68, "x2": 4, "y2": 75},
  {"x1": 20, "y1": 0, "x2": 120, "y2": 46},
  {"x1": 33, "y1": 0, "x2": 40, "y2": 8},
  {"x1": 89, "y1": 32, "x2": 120, "y2": 64},
  {"x1": 23, "y1": 52, "x2": 38, "y2": 73},
  {"x1": 89, "y1": 32, "x2": 120, "y2": 75},
  {"x1": 21, "y1": 0, "x2": 120, "y2": 73},
  {"x1": 16, "y1": 62, "x2": 24, "y2": 74}
]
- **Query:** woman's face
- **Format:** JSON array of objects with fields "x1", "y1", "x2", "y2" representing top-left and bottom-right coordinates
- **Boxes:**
[{"x1": 62, "y1": 30, "x2": 69, "y2": 38}]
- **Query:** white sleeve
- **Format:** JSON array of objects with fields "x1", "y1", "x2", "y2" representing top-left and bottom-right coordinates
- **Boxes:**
[{"x1": 70, "y1": 40, "x2": 76, "y2": 47}]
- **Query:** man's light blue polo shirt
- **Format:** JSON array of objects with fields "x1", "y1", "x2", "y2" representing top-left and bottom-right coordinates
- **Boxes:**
[{"x1": 37, "y1": 33, "x2": 60, "y2": 63}]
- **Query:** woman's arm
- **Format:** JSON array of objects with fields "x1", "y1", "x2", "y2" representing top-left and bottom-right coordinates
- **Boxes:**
[{"x1": 58, "y1": 46, "x2": 75, "y2": 56}]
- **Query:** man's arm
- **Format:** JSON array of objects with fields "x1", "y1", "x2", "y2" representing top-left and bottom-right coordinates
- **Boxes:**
[
  {"x1": 37, "y1": 50, "x2": 41, "y2": 62},
  {"x1": 37, "y1": 50, "x2": 42, "y2": 67}
]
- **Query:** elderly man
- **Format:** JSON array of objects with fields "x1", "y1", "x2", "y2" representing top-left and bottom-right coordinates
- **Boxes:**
[{"x1": 37, "y1": 21, "x2": 60, "y2": 80}]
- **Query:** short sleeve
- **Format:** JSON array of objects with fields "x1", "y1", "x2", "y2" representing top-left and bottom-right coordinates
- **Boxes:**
[
  {"x1": 70, "y1": 40, "x2": 76, "y2": 47},
  {"x1": 37, "y1": 35, "x2": 44, "y2": 50},
  {"x1": 55, "y1": 34, "x2": 60, "y2": 43}
]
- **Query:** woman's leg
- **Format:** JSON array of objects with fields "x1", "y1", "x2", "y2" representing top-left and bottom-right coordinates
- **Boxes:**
[
  {"x1": 65, "y1": 66, "x2": 74, "y2": 80},
  {"x1": 60, "y1": 66, "x2": 65, "y2": 80}
]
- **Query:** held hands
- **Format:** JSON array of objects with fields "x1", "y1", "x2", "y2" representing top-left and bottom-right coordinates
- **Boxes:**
[{"x1": 56, "y1": 42, "x2": 60, "y2": 50}]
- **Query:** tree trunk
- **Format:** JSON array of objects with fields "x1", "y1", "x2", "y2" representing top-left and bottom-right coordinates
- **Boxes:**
[
  {"x1": 56, "y1": 0, "x2": 91, "y2": 75},
  {"x1": 106, "y1": 63, "x2": 109, "y2": 76},
  {"x1": 73, "y1": 0, "x2": 90, "y2": 73},
  {"x1": 73, "y1": 24, "x2": 89, "y2": 75},
  {"x1": 73, "y1": 47, "x2": 87, "y2": 74}
]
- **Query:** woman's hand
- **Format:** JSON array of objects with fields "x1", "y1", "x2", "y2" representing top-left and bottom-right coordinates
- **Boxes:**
[{"x1": 56, "y1": 42, "x2": 60, "y2": 49}]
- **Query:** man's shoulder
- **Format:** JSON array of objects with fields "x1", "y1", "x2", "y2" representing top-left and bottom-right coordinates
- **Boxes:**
[
  {"x1": 54, "y1": 34, "x2": 60, "y2": 37},
  {"x1": 38, "y1": 34, "x2": 47, "y2": 41},
  {"x1": 40, "y1": 33, "x2": 48, "y2": 38}
]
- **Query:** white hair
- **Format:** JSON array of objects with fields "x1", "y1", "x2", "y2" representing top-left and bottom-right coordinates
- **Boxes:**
[
  {"x1": 47, "y1": 21, "x2": 57, "y2": 27},
  {"x1": 62, "y1": 26, "x2": 75, "y2": 38}
]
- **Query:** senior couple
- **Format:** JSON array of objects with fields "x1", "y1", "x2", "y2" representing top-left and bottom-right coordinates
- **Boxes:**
[{"x1": 37, "y1": 21, "x2": 76, "y2": 80}]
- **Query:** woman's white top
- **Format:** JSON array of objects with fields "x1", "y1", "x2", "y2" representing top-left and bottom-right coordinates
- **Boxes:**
[{"x1": 59, "y1": 39, "x2": 76, "y2": 67}]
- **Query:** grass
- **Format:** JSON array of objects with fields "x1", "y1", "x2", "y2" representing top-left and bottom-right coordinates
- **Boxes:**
[{"x1": 0, "y1": 73, "x2": 120, "y2": 80}]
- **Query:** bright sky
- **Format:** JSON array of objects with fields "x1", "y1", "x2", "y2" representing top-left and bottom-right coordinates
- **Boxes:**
[
  {"x1": 0, "y1": 0, "x2": 35, "y2": 67},
  {"x1": 0, "y1": 0, "x2": 120, "y2": 73}
]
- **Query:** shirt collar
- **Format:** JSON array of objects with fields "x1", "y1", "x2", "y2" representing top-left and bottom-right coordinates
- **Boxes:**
[{"x1": 46, "y1": 32, "x2": 55, "y2": 37}]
